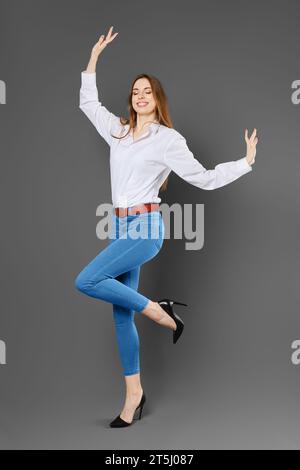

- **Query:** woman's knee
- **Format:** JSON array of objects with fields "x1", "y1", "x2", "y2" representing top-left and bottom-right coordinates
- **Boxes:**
[
  {"x1": 74, "y1": 269, "x2": 107, "y2": 296},
  {"x1": 74, "y1": 270, "x2": 90, "y2": 294}
]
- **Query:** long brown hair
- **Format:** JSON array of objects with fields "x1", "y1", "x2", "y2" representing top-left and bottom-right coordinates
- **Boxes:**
[{"x1": 111, "y1": 73, "x2": 174, "y2": 193}]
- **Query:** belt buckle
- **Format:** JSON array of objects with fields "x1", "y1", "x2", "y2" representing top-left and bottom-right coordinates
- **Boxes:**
[
  {"x1": 131, "y1": 204, "x2": 144, "y2": 216},
  {"x1": 127, "y1": 205, "x2": 138, "y2": 216}
]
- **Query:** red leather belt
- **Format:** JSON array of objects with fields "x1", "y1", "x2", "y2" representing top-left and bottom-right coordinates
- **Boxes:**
[{"x1": 114, "y1": 202, "x2": 160, "y2": 217}]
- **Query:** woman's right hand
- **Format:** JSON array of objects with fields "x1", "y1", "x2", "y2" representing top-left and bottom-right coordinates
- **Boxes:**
[{"x1": 90, "y1": 26, "x2": 119, "y2": 60}]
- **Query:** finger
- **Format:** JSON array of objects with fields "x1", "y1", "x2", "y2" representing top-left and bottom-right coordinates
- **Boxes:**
[
  {"x1": 245, "y1": 129, "x2": 249, "y2": 143},
  {"x1": 250, "y1": 128, "x2": 257, "y2": 142},
  {"x1": 106, "y1": 25, "x2": 114, "y2": 40},
  {"x1": 98, "y1": 35, "x2": 105, "y2": 45}
]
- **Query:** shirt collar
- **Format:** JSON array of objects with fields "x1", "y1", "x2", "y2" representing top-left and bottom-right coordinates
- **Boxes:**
[{"x1": 118, "y1": 122, "x2": 161, "y2": 146}]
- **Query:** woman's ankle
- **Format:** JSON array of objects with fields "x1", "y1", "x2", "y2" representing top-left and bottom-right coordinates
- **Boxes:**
[{"x1": 126, "y1": 387, "x2": 143, "y2": 398}]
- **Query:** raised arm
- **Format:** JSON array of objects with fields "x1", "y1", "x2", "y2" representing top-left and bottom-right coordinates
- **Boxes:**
[
  {"x1": 79, "y1": 26, "x2": 120, "y2": 146},
  {"x1": 163, "y1": 129, "x2": 258, "y2": 190}
]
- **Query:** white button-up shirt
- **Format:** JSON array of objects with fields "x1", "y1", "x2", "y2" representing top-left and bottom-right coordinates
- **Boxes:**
[{"x1": 79, "y1": 71, "x2": 252, "y2": 208}]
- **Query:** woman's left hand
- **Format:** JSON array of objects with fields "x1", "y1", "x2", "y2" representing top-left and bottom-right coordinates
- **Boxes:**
[{"x1": 245, "y1": 128, "x2": 259, "y2": 166}]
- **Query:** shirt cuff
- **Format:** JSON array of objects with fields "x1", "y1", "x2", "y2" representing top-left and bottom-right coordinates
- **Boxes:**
[
  {"x1": 81, "y1": 71, "x2": 96, "y2": 86},
  {"x1": 238, "y1": 156, "x2": 253, "y2": 173}
]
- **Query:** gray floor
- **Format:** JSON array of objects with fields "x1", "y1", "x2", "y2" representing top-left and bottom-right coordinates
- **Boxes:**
[{"x1": 1, "y1": 368, "x2": 299, "y2": 450}]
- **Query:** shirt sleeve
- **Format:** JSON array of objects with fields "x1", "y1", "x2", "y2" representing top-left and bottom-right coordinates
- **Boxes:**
[
  {"x1": 163, "y1": 133, "x2": 253, "y2": 190},
  {"x1": 79, "y1": 71, "x2": 120, "y2": 147}
]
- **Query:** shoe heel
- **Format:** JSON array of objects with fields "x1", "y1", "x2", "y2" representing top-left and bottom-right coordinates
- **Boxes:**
[
  {"x1": 138, "y1": 403, "x2": 144, "y2": 420},
  {"x1": 135, "y1": 393, "x2": 146, "y2": 420},
  {"x1": 172, "y1": 300, "x2": 188, "y2": 307}
]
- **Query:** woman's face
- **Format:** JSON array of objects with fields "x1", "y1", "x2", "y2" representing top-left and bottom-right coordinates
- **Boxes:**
[{"x1": 131, "y1": 77, "x2": 157, "y2": 117}]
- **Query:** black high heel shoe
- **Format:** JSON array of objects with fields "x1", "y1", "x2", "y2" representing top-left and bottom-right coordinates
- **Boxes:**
[
  {"x1": 158, "y1": 298, "x2": 188, "y2": 344},
  {"x1": 109, "y1": 392, "x2": 146, "y2": 428}
]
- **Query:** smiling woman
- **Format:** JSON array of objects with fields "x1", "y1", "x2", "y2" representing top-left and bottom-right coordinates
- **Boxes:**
[
  {"x1": 125, "y1": 73, "x2": 174, "y2": 157},
  {"x1": 76, "y1": 25, "x2": 258, "y2": 429}
]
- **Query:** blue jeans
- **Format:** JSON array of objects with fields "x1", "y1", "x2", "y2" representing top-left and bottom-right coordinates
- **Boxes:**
[{"x1": 74, "y1": 210, "x2": 165, "y2": 376}]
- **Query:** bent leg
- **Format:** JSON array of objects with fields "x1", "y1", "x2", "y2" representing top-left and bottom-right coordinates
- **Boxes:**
[{"x1": 74, "y1": 235, "x2": 160, "y2": 312}]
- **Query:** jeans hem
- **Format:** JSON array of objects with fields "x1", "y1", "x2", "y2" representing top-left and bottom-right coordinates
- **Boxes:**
[
  {"x1": 136, "y1": 298, "x2": 150, "y2": 313},
  {"x1": 124, "y1": 370, "x2": 140, "y2": 376}
]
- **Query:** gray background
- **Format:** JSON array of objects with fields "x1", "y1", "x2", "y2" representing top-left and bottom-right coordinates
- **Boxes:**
[{"x1": 0, "y1": 0, "x2": 299, "y2": 450}]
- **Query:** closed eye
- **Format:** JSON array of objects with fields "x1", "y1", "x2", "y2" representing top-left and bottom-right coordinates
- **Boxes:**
[{"x1": 133, "y1": 91, "x2": 152, "y2": 95}]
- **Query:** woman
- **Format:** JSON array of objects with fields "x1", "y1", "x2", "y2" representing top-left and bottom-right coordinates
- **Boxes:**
[{"x1": 75, "y1": 26, "x2": 258, "y2": 428}]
